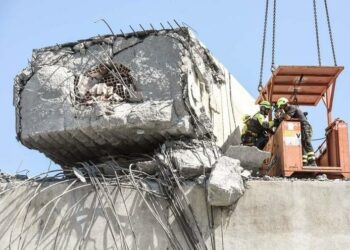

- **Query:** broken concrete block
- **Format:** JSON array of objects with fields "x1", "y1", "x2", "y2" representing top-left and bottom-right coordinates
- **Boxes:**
[
  {"x1": 14, "y1": 28, "x2": 256, "y2": 167},
  {"x1": 171, "y1": 149, "x2": 211, "y2": 179},
  {"x1": 263, "y1": 175, "x2": 272, "y2": 181},
  {"x1": 316, "y1": 174, "x2": 328, "y2": 181},
  {"x1": 196, "y1": 175, "x2": 206, "y2": 185},
  {"x1": 225, "y1": 145, "x2": 270, "y2": 173},
  {"x1": 207, "y1": 156, "x2": 245, "y2": 206},
  {"x1": 169, "y1": 140, "x2": 218, "y2": 179},
  {"x1": 241, "y1": 169, "x2": 252, "y2": 180}
]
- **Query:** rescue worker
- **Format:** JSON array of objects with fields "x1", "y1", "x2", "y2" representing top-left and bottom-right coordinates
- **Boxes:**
[
  {"x1": 241, "y1": 114, "x2": 254, "y2": 146},
  {"x1": 276, "y1": 97, "x2": 317, "y2": 166},
  {"x1": 241, "y1": 101, "x2": 275, "y2": 150}
]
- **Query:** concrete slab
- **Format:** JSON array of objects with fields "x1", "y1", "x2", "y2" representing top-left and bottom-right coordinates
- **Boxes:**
[
  {"x1": 225, "y1": 145, "x2": 271, "y2": 172},
  {"x1": 169, "y1": 140, "x2": 218, "y2": 179},
  {"x1": 14, "y1": 28, "x2": 256, "y2": 167}
]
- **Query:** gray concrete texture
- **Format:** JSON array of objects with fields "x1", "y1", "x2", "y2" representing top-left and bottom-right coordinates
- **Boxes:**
[
  {"x1": 225, "y1": 145, "x2": 271, "y2": 173},
  {"x1": 167, "y1": 139, "x2": 219, "y2": 179},
  {"x1": 14, "y1": 28, "x2": 256, "y2": 167},
  {"x1": 1, "y1": 180, "x2": 350, "y2": 250},
  {"x1": 207, "y1": 156, "x2": 244, "y2": 206}
]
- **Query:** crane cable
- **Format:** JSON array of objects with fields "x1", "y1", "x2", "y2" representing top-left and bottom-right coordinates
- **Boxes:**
[
  {"x1": 258, "y1": 0, "x2": 270, "y2": 93},
  {"x1": 258, "y1": 0, "x2": 277, "y2": 93},
  {"x1": 324, "y1": 0, "x2": 337, "y2": 66},
  {"x1": 313, "y1": 0, "x2": 322, "y2": 66},
  {"x1": 271, "y1": 0, "x2": 277, "y2": 72},
  {"x1": 313, "y1": 0, "x2": 337, "y2": 66}
]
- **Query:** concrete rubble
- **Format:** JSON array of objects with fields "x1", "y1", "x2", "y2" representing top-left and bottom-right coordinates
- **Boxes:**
[
  {"x1": 0, "y1": 172, "x2": 13, "y2": 183},
  {"x1": 316, "y1": 174, "x2": 329, "y2": 181},
  {"x1": 0, "y1": 171, "x2": 28, "y2": 183},
  {"x1": 207, "y1": 156, "x2": 245, "y2": 206},
  {"x1": 167, "y1": 139, "x2": 219, "y2": 179},
  {"x1": 241, "y1": 169, "x2": 252, "y2": 180}
]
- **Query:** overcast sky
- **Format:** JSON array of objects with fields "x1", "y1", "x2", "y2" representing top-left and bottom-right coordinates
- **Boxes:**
[{"x1": 1, "y1": 0, "x2": 349, "y2": 175}]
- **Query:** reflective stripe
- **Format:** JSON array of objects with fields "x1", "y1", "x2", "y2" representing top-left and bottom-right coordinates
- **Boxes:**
[
  {"x1": 303, "y1": 155, "x2": 308, "y2": 163},
  {"x1": 306, "y1": 152, "x2": 316, "y2": 161}
]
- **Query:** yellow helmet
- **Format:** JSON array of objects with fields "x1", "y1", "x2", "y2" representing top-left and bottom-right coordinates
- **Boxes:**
[
  {"x1": 242, "y1": 114, "x2": 251, "y2": 123},
  {"x1": 259, "y1": 100, "x2": 272, "y2": 109},
  {"x1": 277, "y1": 97, "x2": 289, "y2": 108}
]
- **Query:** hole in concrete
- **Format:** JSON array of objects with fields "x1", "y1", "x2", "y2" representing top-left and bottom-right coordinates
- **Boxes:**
[{"x1": 73, "y1": 62, "x2": 136, "y2": 106}]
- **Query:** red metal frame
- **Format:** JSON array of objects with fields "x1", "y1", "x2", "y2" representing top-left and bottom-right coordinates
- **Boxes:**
[{"x1": 257, "y1": 65, "x2": 349, "y2": 178}]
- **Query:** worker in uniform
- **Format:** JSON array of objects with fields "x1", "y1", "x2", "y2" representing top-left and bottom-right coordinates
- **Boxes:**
[
  {"x1": 241, "y1": 101, "x2": 275, "y2": 150},
  {"x1": 241, "y1": 114, "x2": 254, "y2": 146},
  {"x1": 276, "y1": 97, "x2": 317, "y2": 166}
]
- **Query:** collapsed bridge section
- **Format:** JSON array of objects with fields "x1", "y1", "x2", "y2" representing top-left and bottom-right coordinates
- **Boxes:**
[{"x1": 14, "y1": 28, "x2": 256, "y2": 166}]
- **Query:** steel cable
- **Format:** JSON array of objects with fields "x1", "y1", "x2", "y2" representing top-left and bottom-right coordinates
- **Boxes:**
[
  {"x1": 258, "y1": 0, "x2": 270, "y2": 92},
  {"x1": 271, "y1": 0, "x2": 277, "y2": 71},
  {"x1": 313, "y1": 0, "x2": 322, "y2": 66},
  {"x1": 323, "y1": 0, "x2": 337, "y2": 66}
]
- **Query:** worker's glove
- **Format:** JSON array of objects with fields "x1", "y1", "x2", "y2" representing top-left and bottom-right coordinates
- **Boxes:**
[
  {"x1": 274, "y1": 109, "x2": 283, "y2": 119},
  {"x1": 276, "y1": 111, "x2": 290, "y2": 121},
  {"x1": 263, "y1": 131, "x2": 270, "y2": 137}
]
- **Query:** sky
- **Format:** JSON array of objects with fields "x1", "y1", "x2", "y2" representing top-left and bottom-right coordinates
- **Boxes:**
[{"x1": 0, "y1": 0, "x2": 349, "y2": 176}]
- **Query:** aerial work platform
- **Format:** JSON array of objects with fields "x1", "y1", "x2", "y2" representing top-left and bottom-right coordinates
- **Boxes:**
[
  {"x1": 258, "y1": 65, "x2": 350, "y2": 178},
  {"x1": 253, "y1": 0, "x2": 349, "y2": 177}
]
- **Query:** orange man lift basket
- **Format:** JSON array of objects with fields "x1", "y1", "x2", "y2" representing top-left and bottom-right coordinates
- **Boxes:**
[{"x1": 258, "y1": 65, "x2": 350, "y2": 178}]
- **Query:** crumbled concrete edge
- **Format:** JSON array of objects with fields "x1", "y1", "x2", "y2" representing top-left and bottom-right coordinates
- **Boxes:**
[
  {"x1": 167, "y1": 139, "x2": 220, "y2": 179},
  {"x1": 14, "y1": 27, "x2": 226, "y2": 163},
  {"x1": 207, "y1": 156, "x2": 245, "y2": 206}
]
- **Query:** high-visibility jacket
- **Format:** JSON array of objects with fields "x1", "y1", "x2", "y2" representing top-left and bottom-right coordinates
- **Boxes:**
[{"x1": 246, "y1": 112, "x2": 274, "y2": 137}]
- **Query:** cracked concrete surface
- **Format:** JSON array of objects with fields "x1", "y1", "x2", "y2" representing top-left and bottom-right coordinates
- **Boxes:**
[{"x1": 14, "y1": 28, "x2": 256, "y2": 167}]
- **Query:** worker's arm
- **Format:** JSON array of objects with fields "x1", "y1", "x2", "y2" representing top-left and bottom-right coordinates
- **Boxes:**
[
  {"x1": 275, "y1": 108, "x2": 293, "y2": 121},
  {"x1": 284, "y1": 106, "x2": 297, "y2": 120}
]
